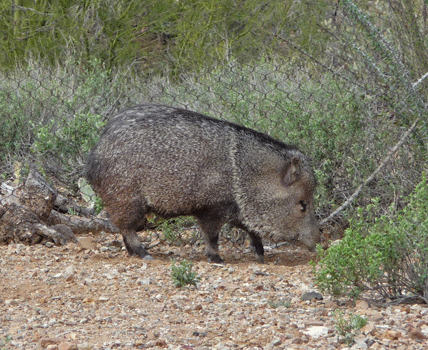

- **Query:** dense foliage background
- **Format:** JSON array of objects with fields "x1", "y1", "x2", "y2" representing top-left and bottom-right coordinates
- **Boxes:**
[{"x1": 1, "y1": 0, "x2": 427, "y2": 302}]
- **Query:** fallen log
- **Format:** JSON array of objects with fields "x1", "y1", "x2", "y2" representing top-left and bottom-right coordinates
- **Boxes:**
[{"x1": 0, "y1": 169, "x2": 117, "y2": 246}]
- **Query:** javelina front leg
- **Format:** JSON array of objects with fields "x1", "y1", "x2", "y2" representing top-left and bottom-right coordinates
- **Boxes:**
[
  {"x1": 122, "y1": 229, "x2": 153, "y2": 260},
  {"x1": 196, "y1": 214, "x2": 224, "y2": 264},
  {"x1": 248, "y1": 231, "x2": 265, "y2": 263}
]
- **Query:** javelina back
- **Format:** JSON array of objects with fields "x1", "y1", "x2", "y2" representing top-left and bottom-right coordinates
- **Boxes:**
[{"x1": 86, "y1": 104, "x2": 319, "y2": 263}]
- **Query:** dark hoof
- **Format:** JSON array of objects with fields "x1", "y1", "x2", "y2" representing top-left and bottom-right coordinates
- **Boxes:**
[
  {"x1": 126, "y1": 244, "x2": 152, "y2": 259},
  {"x1": 250, "y1": 246, "x2": 265, "y2": 263},
  {"x1": 207, "y1": 254, "x2": 224, "y2": 264}
]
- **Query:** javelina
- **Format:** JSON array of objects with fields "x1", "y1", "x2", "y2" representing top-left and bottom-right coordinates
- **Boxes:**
[{"x1": 86, "y1": 104, "x2": 319, "y2": 263}]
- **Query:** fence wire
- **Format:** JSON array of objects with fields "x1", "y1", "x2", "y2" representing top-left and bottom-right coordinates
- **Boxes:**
[{"x1": 1, "y1": 0, "x2": 427, "y2": 246}]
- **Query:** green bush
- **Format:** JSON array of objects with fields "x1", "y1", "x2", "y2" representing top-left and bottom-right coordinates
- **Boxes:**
[
  {"x1": 0, "y1": 89, "x2": 36, "y2": 157},
  {"x1": 93, "y1": 196, "x2": 105, "y2": 215},
  {"x1": 0, "y1": 58, "x2": 113, "y2": 183},
  {"x1": 0, "y1": 335, "x2": 12, "y2": 350},
  {"x1": 32, "y1": 112, "x2": 104, "y2": 158},
  {"x1": 268, "y1": 297, "x2": 291, "y2": 309},
  {"x1": 1, "y1": 56, "x2": 425, "y2": 221},
  {"x1": 148, "y1": 216, "x2": 197, "y2": 245},
  {"x1": 333, "y1": 310, "x2": 368, "y2": 346},
  {"x1": 170, "y1": 259, "x2": 200, "y2": 287},
  {"x1": 0, "y1": 0, "x2": 332, "y2": 73},
  {"x1": 314, "y1": 174, "x2": 428, "y2": 302},
  {"x1": 31, "y1": 112, "x2": 105, "y2": 185}
]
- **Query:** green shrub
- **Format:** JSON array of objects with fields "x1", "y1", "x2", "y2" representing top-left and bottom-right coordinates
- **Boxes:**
[
  {"x1": 314, "y1": 174, "x2": 428, "y2": 302},
  {"x1": 0, "y1": 91, "x2": 33, "y2": 156},
  {"x1": 170, "y1": 259, "x2": 200, "y2": 287},
  {"x1": 93, "y1": 196, "x2": 105, "y2": 215},
  {"x1": 31, "y1": 112, "x2": 105, "y2": 185},
  {"x1": 333, "y1": 310, "x2": 368, "y2": 346},
  {"x1": 0, "y1": 58, "x2": 113, "y2": 183},
  {"x1": 268, "y1": 298, "x2": 291, "y2": 309},
  {"x1": 1, "y1": 56, "x2": 425, "y2": 221},
  {"x1": 148, "y1": 216, "x2": 196, "y2": 245},
  {"x1": 32, "y1": 112, "x2": 104, "y2": 157},
  {"x1": 0, "y1": 335, "x2": 12, "y2": 350}
]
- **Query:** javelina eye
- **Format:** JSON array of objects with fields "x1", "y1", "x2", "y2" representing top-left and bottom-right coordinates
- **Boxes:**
[{"x1": 299, "y1": 201, "x2": 307, "y2": 212}]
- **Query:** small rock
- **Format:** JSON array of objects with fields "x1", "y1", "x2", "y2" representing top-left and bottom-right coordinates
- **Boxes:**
[
  {"x1": 51, "y1": 224, "x2": 76, "y2": 243},
  {"x1": 137, "y1": 278, "x2": 151, "y2": 285},
  {"x1": 305, "y1": 320, "x2": 324, "y2": 327},
  {"x1": 108, "y1": 246, "x2": 120, "y2": 252},
  {"x1": 253, "y1": 270, "x2": 269, "y2": 276},
  {"x1": 355, "y1": 300, "x2": 369, "y2": 309},
  {"x1": 270, "y1": 337, "x2": 282, "y2": 346},
  {"x1": 301, "y1": 291, "x2": 323, "y2": 301},
  {"x1": 324, "y1": 300, "x2": 338, "y2": 309},
  {"x1": 387, "y1": 319, "x2": 395, "y2": 326},
  {"x1": 78, "y1": 237, "x2": 97, "y2": 250},
  {"x1": 303, "y1": 326, "x2": 329, "y2": 338},
  {"x1": 58, "y1": 342, "x2": 78, "y2": 350},
  {"x1": 214, "y1": 342, "x2": 229, "y2": 350},
  {"x1": 291, "y1": 338, "x2": 304, "y2": 344},
  {"x1": 147, "y1": 331, "x2": 157, "y2": 341},
  {"x1": 109, "y1": 240, "x2": 123, "y2": 247},
  {"x1": 360, "y1": 322, "x2": 375, "y2": 335},
  {"x1": 217, "y1": 282, "x2": 240, "y2": 290},
  {"x1": 64, "y1": 265, "x2": 74, "y2": 277},
  {"x1": 65, "y1": 275, "x2": 75, "y2": 282},
  {"x1": 192, "y1": 331, "x2": 207, "y2": 337},
  {"x1": 371, "y1": 313, "x2": 384, "y2": 322},
  {"x1": 351, "y1": 339, "x2": 368, "y2": 349},
  {"x1": 383, "y1": 330, "x2": 401, "y2": 340},
  {"x1": 421, "y1": 324, "x2": 428, "y2": 336},
  {"x1": 409, "y1": 328, "x2": 427, "y2": 340},
  {"x1": 39, "y1": 338, "x2": 61, "y2": 348}
]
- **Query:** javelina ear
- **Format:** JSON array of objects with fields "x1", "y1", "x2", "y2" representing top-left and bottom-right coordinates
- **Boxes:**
[{"x1": 283, "y1": 157, "x2": 301, "y2": 186}]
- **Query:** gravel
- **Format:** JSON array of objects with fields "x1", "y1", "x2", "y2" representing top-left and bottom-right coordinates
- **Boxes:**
[{"x1": 1, "y1": 234, "x2": 427, "y2": 349}]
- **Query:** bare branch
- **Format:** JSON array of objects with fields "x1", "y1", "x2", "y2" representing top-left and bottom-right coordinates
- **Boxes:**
[
  {"x1": 412, "y1": 71, "x2": 428, "y2": 89},
  {"x1": 320, "y1": 117, "x2": 421, "y2": 226}
]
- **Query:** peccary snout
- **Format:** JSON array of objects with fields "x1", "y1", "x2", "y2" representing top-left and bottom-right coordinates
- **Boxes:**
[{"x1": 86, "y1": 104, "x2": 319, "y2": 263}]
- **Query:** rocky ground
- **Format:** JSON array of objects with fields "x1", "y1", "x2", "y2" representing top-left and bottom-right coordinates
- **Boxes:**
[{"x1": 1, "y1": 232, "x2": 427, "y2": 350}]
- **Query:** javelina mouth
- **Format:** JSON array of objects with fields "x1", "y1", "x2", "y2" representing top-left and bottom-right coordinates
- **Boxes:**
[
  {"x1": 308, "y1": 243, "x2": 317, "y2": 252},
  {"x1": 297, "y1": 235, "x2": 319, "y2": 252},
  {"x1": 303, "y1": 235, "x2": 320, "y2": 252}
]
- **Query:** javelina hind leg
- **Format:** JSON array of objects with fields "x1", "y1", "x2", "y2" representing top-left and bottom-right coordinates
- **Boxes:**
[
  {"x1": 122, "y1": 229, "x2": 153, "y2": 260},
  {"x1": 196, "y1": 214, "x2": 224, "y2": 264},
  {"x1": 248, "y1": 232, "x2": 265, "y2": 263}
]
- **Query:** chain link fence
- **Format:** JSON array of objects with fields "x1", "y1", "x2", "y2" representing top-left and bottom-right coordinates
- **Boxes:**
[{"x1": 1, "y1": 0, "x2": 427, "y2": 246}]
